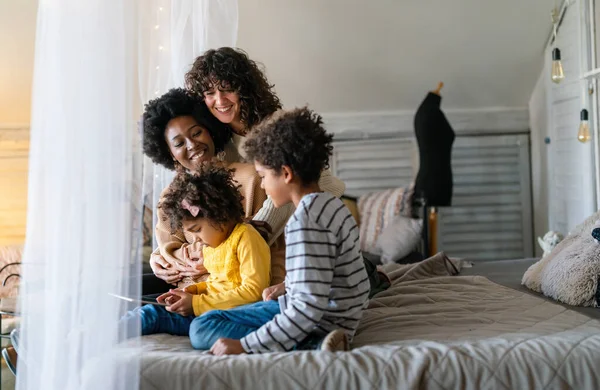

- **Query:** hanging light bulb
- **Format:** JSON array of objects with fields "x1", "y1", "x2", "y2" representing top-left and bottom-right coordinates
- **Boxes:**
[
  {"x1": 551, "y1": 48, "x2": 565, "y2": 84},
  {"x1": 578, "y1": 109, "x2": 591, "y2": 143}
]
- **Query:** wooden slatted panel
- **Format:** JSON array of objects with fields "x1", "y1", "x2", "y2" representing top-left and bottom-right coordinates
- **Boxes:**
[
  {"x1": 437, "y1": 134, "x2": 533, "y2": 260},
  {"x1": 331, "y1": 137, "x2": 416, "y2": 196},
  {"x1": 0, "y1": 128, "x2": 29, "y2": 246},
  {"x1": 0, "y1": 127, "x2": 534, "y2": 259},
  {"x1": 332, "y1": 133, "x2": 533, "y2": 261}
]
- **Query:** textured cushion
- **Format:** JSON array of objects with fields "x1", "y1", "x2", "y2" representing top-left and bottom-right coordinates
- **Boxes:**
[
  {"x1": 341, "y1": 196, "x2": 360, "y2": 226},
  {"x1": 357, "y1": 184, "x2": 414, "y2": 253},
  {"x1": 376, "y1": 216, "x2": 422, "y2": 264},
  {"x1": 522, "y1": 210, "x2": 600, "y2": 306}
]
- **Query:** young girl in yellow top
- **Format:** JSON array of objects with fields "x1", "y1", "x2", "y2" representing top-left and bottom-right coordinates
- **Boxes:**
[{"x1": 120, "y1": 165, "x2": 271, "y2": 339}]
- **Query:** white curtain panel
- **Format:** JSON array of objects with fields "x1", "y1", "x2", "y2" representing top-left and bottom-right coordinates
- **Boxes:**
[
  {"x1": 138, "y1": 0, "x2": 239, "y2": 248},
  {"x1": 16, "y1": 1, "x2": 142, "y2": 389},
  {"x1": 16, "y1": 1, "x2": 239, "y2": 389}
]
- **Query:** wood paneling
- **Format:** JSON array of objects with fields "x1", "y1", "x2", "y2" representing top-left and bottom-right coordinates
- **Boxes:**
[
  {"x1": 332, "y1": 131, "x2": 534, "y2": 261},
  {"x1": 0, "y1": 126, "x2": 29, "y2": 245}
]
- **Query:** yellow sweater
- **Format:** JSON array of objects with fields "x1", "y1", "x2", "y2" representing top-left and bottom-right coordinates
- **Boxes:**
[
  {"x1": 154, "y1": 162, "x2": 286, "y2": 288},
  {"x1": 189, "y1": 223, "x2": 271, "y2": 316}
]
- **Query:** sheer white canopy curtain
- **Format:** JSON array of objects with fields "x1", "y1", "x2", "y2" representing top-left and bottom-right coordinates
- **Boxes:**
[
  {"x1": 16, "y1": 1, "x2": 238, "y2": 390},
  {"x1": 139, "y1": 0, "x2": 239, "y2": 248}
]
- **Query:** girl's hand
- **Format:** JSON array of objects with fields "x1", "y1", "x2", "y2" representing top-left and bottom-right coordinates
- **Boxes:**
[
  {"x1": 156, "y1": 289, "x2": 181, "y2": 305},
  {"x1": 165, "y1": 289, "x2": 194, "y2": 316},
  {"x1": 179, "y1": 243, "x2": 208, "y2": 278},
  {"x1": 185, "y1": 241, "x2": 204, "y2": 260}
]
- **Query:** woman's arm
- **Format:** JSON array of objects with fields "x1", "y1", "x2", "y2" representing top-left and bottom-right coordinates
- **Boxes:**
[
  {"x1": 154, "y1": 193, "x2": 208, "y2": 281},
  {"x1": 318, "y1": 168, "x2": 346, "y2": 197},
  {"x1": 252, "y1": 201, "x2": 294, "y2": 246}
]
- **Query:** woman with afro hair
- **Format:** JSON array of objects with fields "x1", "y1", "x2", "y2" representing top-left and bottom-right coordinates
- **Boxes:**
[
  {"x1": 185, "y1": 47, "x2": 345, "y2": 245},
  {"x1": 142, "y1": 88, "x2": 285, "y2": 291}
]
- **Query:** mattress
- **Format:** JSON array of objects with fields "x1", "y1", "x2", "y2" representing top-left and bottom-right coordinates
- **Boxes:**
[
  {"x1": 97, "y1": 255, "x2": 600, "y2": 390},
  {"x1": 461, "y1": 257, "x2": 600, "y2": 320}
]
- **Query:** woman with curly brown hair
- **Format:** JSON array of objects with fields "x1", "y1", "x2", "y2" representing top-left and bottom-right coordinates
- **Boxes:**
[
  {"x1": 185, "y1": 47, "x2": 346, "y2": 244},
  {"x1": 142, "y1": 88, "x2": 285, "y2": 291}
]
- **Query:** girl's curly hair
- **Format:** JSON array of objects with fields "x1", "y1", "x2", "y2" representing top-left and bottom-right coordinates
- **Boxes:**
[
  {"x1": 185, "y1": 47, "x2": 282, "y2": 130},
  {"x1": 244, "y1": 107, "x2": 333, "y2": 185},
  {"x1": 158, "y1": 164, "x2": 244, "y2": 233},
  {"x1": 141, "y1": 88, "x2": 232, "y2": 170}
]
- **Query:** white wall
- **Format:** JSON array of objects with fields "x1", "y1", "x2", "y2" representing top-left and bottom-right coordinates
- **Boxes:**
[
  {"x1": 549, "y1": 0, "x2": 596, "y2": 233},
  {"x1": 237, "y1": 0, "x2": 550, "y2": 113},
  {"x1": 0, "y1": 0, "x2": 37, "y2": 124},
  {"x1": 529, "y1": 59, "x2": 550, "y2": 256},
  {"x1": 529, "y1": 0, "x2": 597, "y2": 242}
]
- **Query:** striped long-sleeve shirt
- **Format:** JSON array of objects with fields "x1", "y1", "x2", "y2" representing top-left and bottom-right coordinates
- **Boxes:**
[
  {"x1": 224, "y1": 135, "x2": 346, "y2": 246},
  {"x1": 240, "y1": 192, "x2": 370, "y2": 353}
]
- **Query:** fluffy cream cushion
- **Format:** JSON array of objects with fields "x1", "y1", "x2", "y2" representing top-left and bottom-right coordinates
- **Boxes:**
[
  {"x1": 376, "y1": 216, "x2": 422, "y2": 264},
  {"x1": 522, "y1": 211, "x2": 600, "y2": 306}
]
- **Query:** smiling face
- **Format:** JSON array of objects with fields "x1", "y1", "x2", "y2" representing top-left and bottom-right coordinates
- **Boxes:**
[
  {"x1": 164, "y1": 116, "x2": 216, "y2": 171},
  {"x1": 202, "y1": 84, "x2": 242, "y2": 131},
  {"x1": 182, "y1": 217, "x2": 230, "y2": 248}
]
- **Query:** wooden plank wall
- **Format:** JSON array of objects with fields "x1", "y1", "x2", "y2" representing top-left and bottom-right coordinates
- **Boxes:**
[{"x1": 0, "y1": 126, "x2": 29, "y2": 245}]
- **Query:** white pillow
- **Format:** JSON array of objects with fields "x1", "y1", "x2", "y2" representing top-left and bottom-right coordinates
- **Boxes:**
[{"x1": 376, "y1": 216, "x2": 422, "y2": 264}]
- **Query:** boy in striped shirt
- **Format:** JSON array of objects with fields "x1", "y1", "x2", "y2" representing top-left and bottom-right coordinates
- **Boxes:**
[{"x1": 194, "y1": 107, "x2": 370, "y2": 355}]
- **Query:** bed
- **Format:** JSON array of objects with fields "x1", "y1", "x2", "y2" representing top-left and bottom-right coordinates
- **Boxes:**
[
  {"x1": 93, "y1": 130, "x2": 600, "y2": 389},
  {"x1": 98, "y1": 254, "x2": 600, "y2": 390}
]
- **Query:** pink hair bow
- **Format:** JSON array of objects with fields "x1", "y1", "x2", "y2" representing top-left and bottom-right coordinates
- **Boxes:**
[{"x1": 181, "y1": 199, "x2": 200, "y2": 217}]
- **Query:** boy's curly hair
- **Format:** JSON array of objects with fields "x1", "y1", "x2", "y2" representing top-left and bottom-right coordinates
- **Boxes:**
[
  {"x1": 158, "y1": 164, "x2": 244, "y2": 233},
  {"x1": 244, "y1": 107, "x2": 333, "y2": 185},
  {"x1": 185, "y1": 47, "x2": 282, "y2": 130},
  {"x1": 141, "y1": 88, "x2": 232, "y2": 170}
]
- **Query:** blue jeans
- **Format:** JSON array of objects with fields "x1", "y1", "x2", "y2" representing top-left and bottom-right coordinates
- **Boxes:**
[
  {"x1": 189, "y1": 300, "x2": 280, "y2": 350},
  {"x1": 189, "y1": 300, "x2": 326, "y2": 351},
  {"x1": 120, "y1": 304, "x2": 194, "y2": 337}
]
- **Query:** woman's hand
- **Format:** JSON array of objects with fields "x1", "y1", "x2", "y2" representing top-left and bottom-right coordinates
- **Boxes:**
[
  {"x1": 165, "y1": 289, "x2": 194, "y2": 316},
  {"x1": 262, "y1": 282, "x2": 285, "y2": 301},
  {"x1": 149, "y1": 252, "x2": 182, "y2": 285}
]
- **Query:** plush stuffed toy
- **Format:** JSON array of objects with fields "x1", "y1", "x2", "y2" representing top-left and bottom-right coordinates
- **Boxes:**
[
  {"x1": 537, "y1": 231, "x2": 564, "y2": 257},
  {"x1": 591, "y1": 219, "x2": 600, "y2": 243}
]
